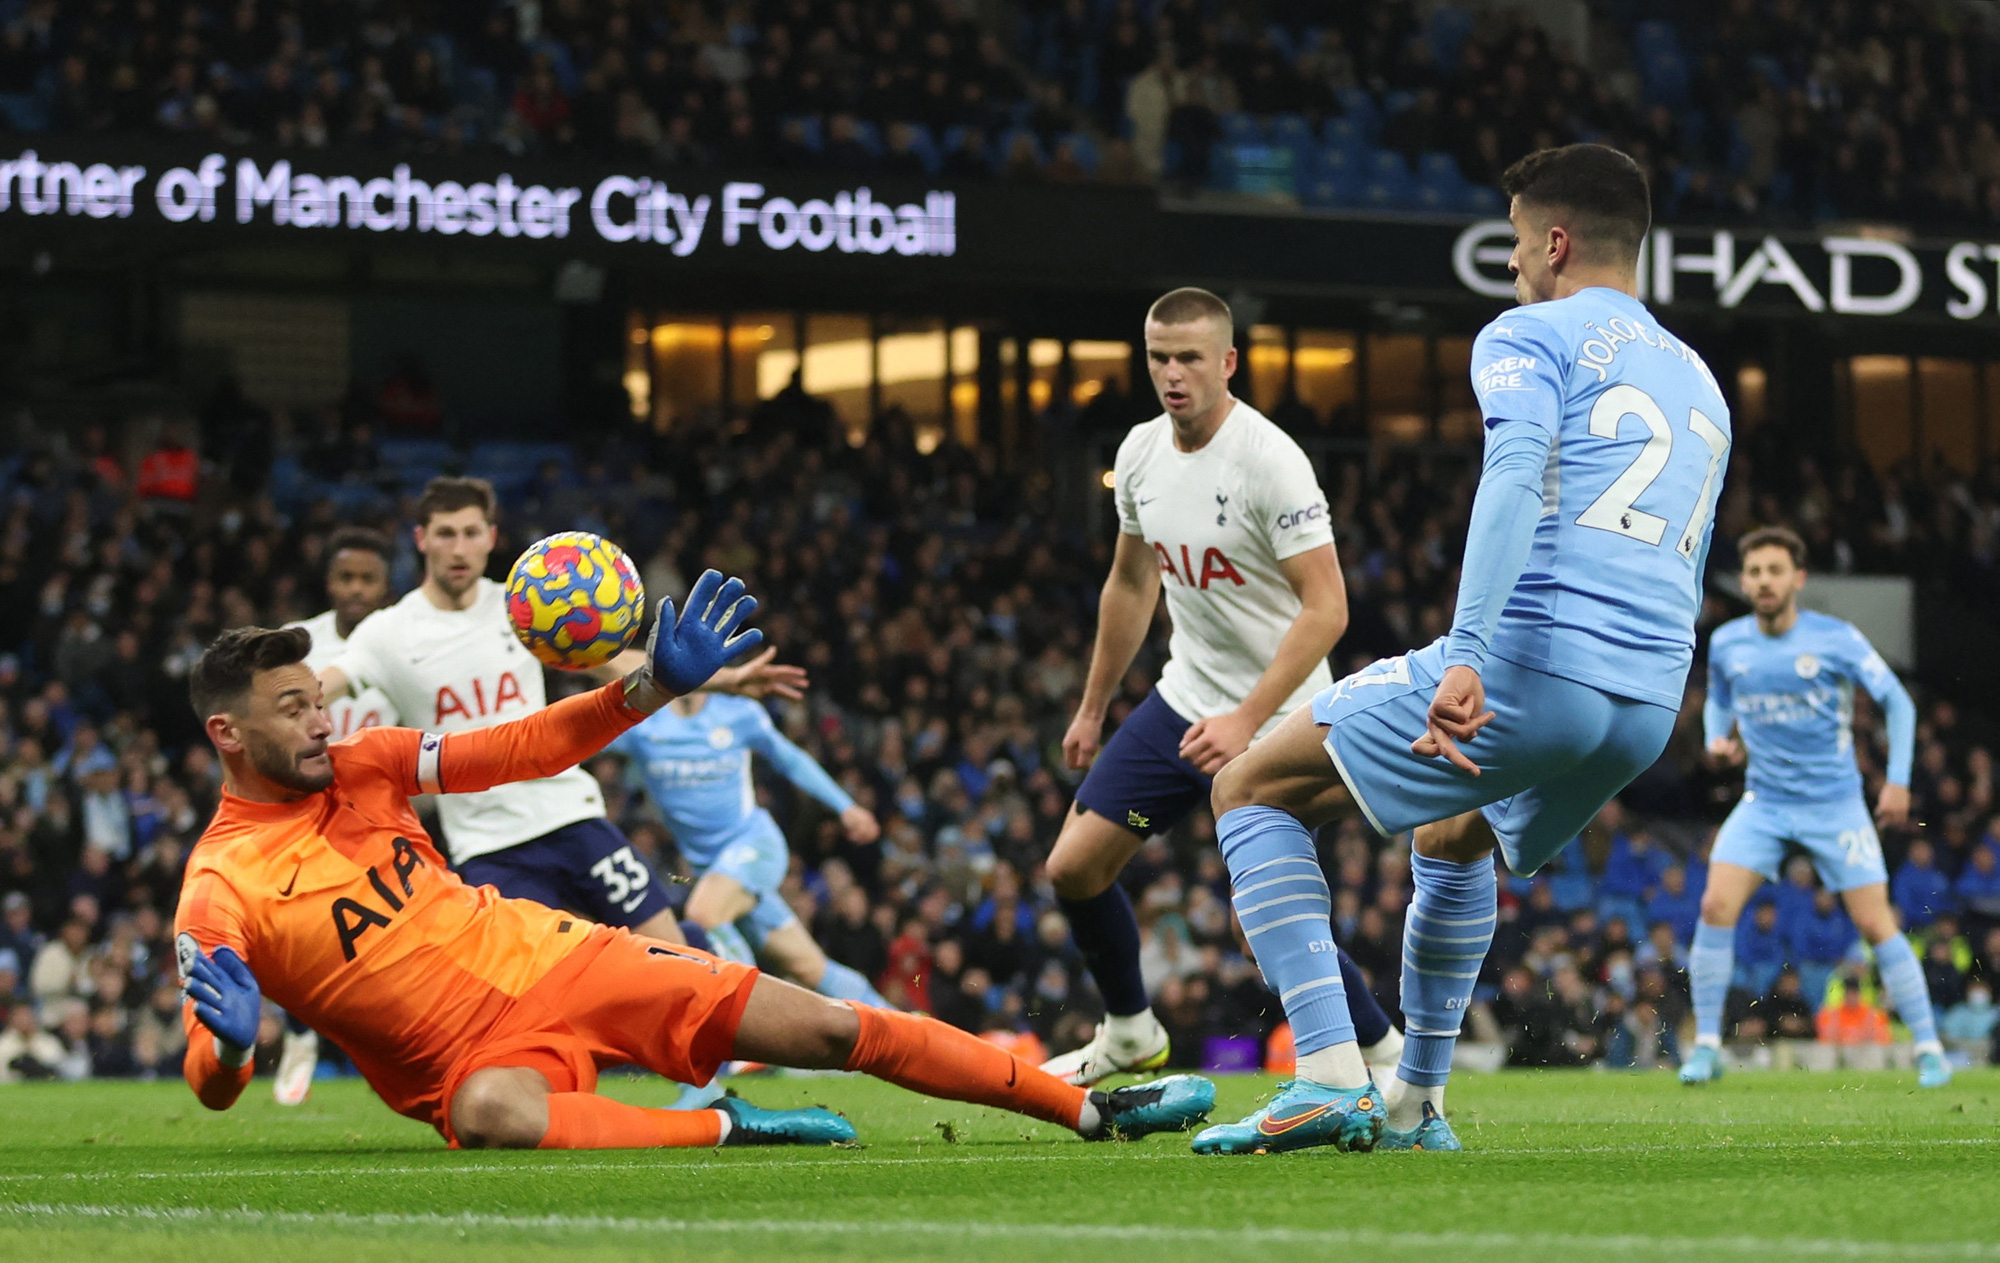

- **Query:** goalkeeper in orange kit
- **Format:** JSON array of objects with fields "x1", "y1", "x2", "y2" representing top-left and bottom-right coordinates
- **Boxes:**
[{"x1": 176, "y1": 569, "x2": 1216, "y2": 1149}]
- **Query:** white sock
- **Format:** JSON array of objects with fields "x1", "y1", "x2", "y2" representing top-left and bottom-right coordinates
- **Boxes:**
[
  {"x1": 1075, "y1": 1095, "x2": 1102, "y2": 1134},
  {"x1": 1295, "y1": 1041, "x2": 1370, "y2": 1090},
  {"x1": 1384, "y1": 1072, "x2": 1442, "y2": 1131},
  {"x1": 1914, "y1": 1039, "x2": 1943, "y2": 1057},
  {"x1": 712, "y1": 1109, "x2": 733, "y2": 1144},
  {"x1": 1361, "y1": 1027, "x2": 1404, "y2": 1068},
  {"x1": 1103, "y1": 1010, "x2": 1158, "y2": 1046}
]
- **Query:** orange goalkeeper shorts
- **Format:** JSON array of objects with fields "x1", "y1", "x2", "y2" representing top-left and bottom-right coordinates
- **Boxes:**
[{"x1": 438, "y1": 926, "x2": 759, "y2": 1144}]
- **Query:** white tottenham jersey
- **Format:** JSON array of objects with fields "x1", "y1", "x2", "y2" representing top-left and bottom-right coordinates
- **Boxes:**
[
  {"x1": 328, "y1": 578, "x2": 606, "y2": 861},
  {"x1": 1113, "y1": 401, "x2": 1336, "y2": 736},
  {"x1": 289, "y1": 609, "x2": 400, "y2": 739}
]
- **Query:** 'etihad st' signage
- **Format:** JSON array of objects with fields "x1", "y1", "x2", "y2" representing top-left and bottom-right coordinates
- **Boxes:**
[
  {"x1": 0, "y1": 148, "x2": 956, "y2": 258},
  {"x1": 1453, "y1": 219, "x2": 2000, "y2": 319}
]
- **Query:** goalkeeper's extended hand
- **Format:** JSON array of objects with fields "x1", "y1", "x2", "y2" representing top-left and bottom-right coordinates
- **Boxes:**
[
  {"x1": 185, "y1": 946, "x2": 262, "y2": 1056},
  {"x1": 639, "y1": 569, "x2": 763, "y2": 699}
]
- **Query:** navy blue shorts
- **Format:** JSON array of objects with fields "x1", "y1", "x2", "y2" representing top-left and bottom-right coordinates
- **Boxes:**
[
  {"x1": 1073, "y1": 690, "x2": 1212, "y2": 837},
  {"x1": 456, "y1": 817, "x2": 675, "y2": 930}
]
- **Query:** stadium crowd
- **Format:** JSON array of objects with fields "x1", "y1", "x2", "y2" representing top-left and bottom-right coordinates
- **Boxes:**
[
  {"x1": 1, "y1": 371, "x2": 1998, "y2": 1086},
  {"x1": 3, "y1": 1, "x2": 2000, "y2": 223}
]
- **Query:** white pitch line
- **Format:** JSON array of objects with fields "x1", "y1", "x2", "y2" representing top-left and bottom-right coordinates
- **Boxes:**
[
  {"x1": 1, "y1": 1133, "x2": 1994, "y2": 1186},
  {"x1": 2, "y1": 1201, "x2": 1998, "y2": 1260}
]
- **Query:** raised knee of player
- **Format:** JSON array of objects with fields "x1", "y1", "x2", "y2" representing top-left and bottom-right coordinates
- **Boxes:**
[
  {"x1": 451, "y1": 1068, "x2": 550, "y2": 1149},
  {"x1": 1044, "y1": 814, "x2": 1124, "y2": 899}
]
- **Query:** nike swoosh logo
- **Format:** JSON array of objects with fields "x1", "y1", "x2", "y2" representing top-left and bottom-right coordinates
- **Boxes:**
[
  {"x1": 1137, "y1": 497, "x2": 1157, "y2": 505},
  {"x1": 1006, "y1": 1061, "x2": 1017, "y2": 1088},
  {"x1": 277, "y1": 863, "x2": 301, "y2": 897},
  {"x1": 1257, "y1": 1103, "x2": 1334, "y2": 1136}
]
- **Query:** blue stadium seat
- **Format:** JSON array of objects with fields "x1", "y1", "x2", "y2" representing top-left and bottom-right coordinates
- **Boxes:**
[
  {"x1": 1642, "y1": 49, "x2": 1690, "y2": 106},
  {"x1": 795, "y1": 114, "x2": 825, "y2": 152},
  {"x1": 1300, "y1": 171, "x2": 1360, "y2": 209},
  {"x1": 1323, "y1": 116, "x2": 1367, "y2": 151},
  {"x1": 1417, "y1": 151, "x2": 1464, "y2": 187},
  {"x1": 1226, "y1": 143, "x2": 1295, "y2": 196},
  {"x1": 0, "y1": 92, "x2": 48, "y2": 132},
  {"x1": 1269, "y1": 114, "x2": 1314, "y2": 150},
  {"x1": 1336, "y1": 88, "x2": 1378, "y2": 136},
  {"x1": 1460, "y1": 184, "x2": 1503, "y2": 213},
  {"x1": 852, "y1": 119, "x2": 885, "y2": 158},
  {"x1": 1362, "y1": 151, "x2": 1413, "y2": 208},
  {"x1": 378, "y1": 438, "x2": 457, "y2": 471},
  {"x1": 1220, "y1": 112, "x2": 1263, "y2": 145},
  {"x1": 1382, "y1": 89, "x2": 1418, "y2": 118},
  {"x1": 1310, "y1": 144, "x2": 1367, "y2": 186}
]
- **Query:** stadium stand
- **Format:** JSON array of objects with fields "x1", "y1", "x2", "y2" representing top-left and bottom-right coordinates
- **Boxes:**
[
  {"x1": 0, "y1": 0, "x2": 1996, "y2": 220},
  {"x1": 0, "y1": 377, "x2": 1995, "y2": 1082}
]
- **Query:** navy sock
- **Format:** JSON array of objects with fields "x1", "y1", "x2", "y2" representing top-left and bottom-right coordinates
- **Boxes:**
[
  {"x1": 283, "y1": 1011, "x2": 312, "y2": 1037},
  {"x1": 1059, "y1": 884, "x2": 1149, "y2": 1017},
  {"x1": 1339, "y1": 947, "x2": 1392, "y2": 1047}
]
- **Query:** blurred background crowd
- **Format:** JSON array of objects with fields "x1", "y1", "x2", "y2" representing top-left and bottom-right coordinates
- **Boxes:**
[
  {"x1": 2, "y1": 373, "x2": 1996, "y2": 1085},
  {"x1": 1, "y1": 1, "x2": 1998, "y2": 221}
]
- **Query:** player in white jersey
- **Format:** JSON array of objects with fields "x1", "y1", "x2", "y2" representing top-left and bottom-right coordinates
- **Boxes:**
[
  {"x1": 272, "y1": 526, "x2": 399, "y2": 1105},
  {"x1": 315, "y1": 478, "x2": 803, "y2": 951},
  {"x1": 1040, "y1": 287, "x2": 1402, "y2": 1085}
]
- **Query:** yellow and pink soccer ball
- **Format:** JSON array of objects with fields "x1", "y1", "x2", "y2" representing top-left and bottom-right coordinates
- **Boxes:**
[{"x1": 505, "y1": 531, "x2": 646, "y2": 670}]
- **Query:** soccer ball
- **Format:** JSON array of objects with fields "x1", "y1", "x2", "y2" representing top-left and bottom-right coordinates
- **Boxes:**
[{"x1": 505, "y1": 531, "x2": 646, "y2": 670}]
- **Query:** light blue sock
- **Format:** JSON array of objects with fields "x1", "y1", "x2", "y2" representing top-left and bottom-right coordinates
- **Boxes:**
[
  {"x1": 1398, "y1": 851, "x2": 1497, "y2": 1087},
  {"x1": 1690, "y1": 920, "x2": 1735, "y2": 1043},
  {"x1": 817, "y1": 958, "x2": 892, "y2": 1008},
  {"x1": 1217, "y1": 806, "x2": 1356, "y2": 1055},
  {"x1": 705, "y1": 921, "x2": 756, "y2": 966},
  {"x1": 1873, "y1": 934, "x2": 1939, "y2": 1047}
]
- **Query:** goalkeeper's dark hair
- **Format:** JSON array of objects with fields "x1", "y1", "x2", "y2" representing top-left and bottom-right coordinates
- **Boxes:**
[
  {"x1": 1738, "y1": 525, "x2": 1807, "y2": 569},
  {"x1": 1500, "y1": 143, "x2": 1651, "y2": 265},
  {"x1": 189, "y1": 626, "x2": 313, "y2": 721},
  {"x1": 325, "y1": 525, "x2": 393, "y2": 569}
]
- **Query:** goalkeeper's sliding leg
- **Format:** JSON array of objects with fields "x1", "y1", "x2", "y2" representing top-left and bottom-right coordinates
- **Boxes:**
[{"x1": 448, "y1": 971, "x2": 1216, "y2": 1150}]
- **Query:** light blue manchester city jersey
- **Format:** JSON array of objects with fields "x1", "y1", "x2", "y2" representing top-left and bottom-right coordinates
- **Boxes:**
[
  {"x1": 1448, "y1": 287, "x2": 1733, "y2": 708},
  {"x1": 1704, "y1": 609, "x2": 1915, "y2": 804},
  {"x1": 609, "y1": 694, "x2": 855, "y2": 869}
]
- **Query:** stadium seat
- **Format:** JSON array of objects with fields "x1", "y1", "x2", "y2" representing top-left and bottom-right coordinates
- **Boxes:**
[
  {"x1": 1226, "y1": 143, "x2": 1295, "y2": 197},
  {"x1": 1220, "y1": 112, "x2": 1264, "y2": 146},
  {"x1": 852, "y1": 119, "x2": 885, "y2": 159},
  {"x1": 1460, "y1": 183, "x2": 1503, "y2": 213},
  {"x1": 0, "y1": 91, "x2": 49, "y2": 132},
  {"x1": 377, "y1": 438, "x2": 457, "y2": 471},
  {"x1": 1382, "y1": 89, "x2": 1418, "y2": 118},
  {"x1": 1323, "y1": 116, "x2": 1367, "y2": 152},
  {"x1": 1336, "y1": 88, "x2": 1378, "y2": 137}
]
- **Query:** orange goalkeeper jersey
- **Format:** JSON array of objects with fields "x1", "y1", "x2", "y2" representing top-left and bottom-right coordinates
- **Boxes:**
[{"x1": 174, "y1": 682, "x2": 648, "y2": 1127}]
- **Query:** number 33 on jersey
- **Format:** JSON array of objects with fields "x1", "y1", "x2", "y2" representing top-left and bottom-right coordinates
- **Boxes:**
[{"x1": 1470, "y1": 290, "x2": 1732, "y2": 709}]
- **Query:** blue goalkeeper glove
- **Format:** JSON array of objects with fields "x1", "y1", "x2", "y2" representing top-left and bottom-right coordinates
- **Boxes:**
[
  {"x1": 644, "y1": 569, "x2": 763, "y2": 696},
  {"x1": 185, "y1": 946, "x2": 262, "y2": 1054}
]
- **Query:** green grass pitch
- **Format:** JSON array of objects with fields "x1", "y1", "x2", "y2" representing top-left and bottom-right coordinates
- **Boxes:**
[{"x1": 3, "y1": 1069, "x2": 1998, "y2": 1262}]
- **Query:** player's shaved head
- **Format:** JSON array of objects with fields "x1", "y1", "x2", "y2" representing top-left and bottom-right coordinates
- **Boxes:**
[
  {"x1": 1146, "y1": 287, "x2": 1233, "y2": 338},
  {"x1": 194, "y1": 626, "x2": 335, "y2": 797},
  {"x1": 1502, "y1": 144, "x2": 1651, "y2": 270}
]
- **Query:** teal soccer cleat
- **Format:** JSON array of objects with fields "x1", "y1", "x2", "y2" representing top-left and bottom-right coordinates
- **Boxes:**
[
  {"x1": 1376, "y1": 1101, "x2": 1461, "y2": 1152},
  {"x1": 1085, "y1": 1074, "x2": 1217, "y2": 1140},
  {"x1": 1678, "y1": 1045, "x2": 1724, "y2": 1085},
  {"x1": 716, "y1": 1095, "x2": 857, "y2": 1145},
  {"x1": 1917, "y1": 1051, "x2": 1953, "y2": 1089},
  {"x1": 1190, "y1": 1079, "x2": 1384, "y2": 1155}
]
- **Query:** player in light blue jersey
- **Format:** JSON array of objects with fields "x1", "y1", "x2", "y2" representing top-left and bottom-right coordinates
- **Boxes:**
[
  {"x1": 1680, "y1": 526, "x2": 1945, "y2": 1088},
  {"x1": 610, "y1": 693, "x2": 891, "y2": 1010},
  {"x1": 1191, "y1": 144, "x2": 1730, "y2": 1155}
]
